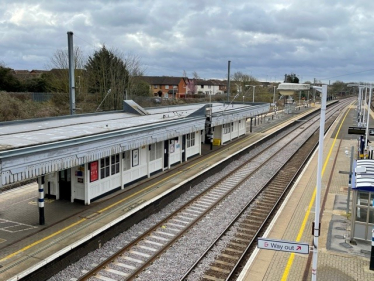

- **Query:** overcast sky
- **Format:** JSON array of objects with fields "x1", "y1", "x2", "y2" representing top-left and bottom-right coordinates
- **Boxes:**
[{"x1": 1, "y1": 0, "x2": 374, "y2": 83}]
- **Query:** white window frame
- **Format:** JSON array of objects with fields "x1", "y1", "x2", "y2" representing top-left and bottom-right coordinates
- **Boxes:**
[
  {"x1": 187, "y1": 133, "x2": 195, "y2": 148},
  {"x1": 100, "y1": 156, "x2": 110, "y2": 179},
  {"x1": 111, "y1": 154, "x2": 120, "y2": 175},
  {"x1": 150, "y1": 142, "x2": 163, "y2": 161}
]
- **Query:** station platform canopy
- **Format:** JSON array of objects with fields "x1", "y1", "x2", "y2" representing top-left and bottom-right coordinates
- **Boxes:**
[
  {"x1": 0, "y1": 100, "x2": 269, "y2": 187},
  {"x1": 277, "y1": 83, "x2": 311, "y2": 96}
]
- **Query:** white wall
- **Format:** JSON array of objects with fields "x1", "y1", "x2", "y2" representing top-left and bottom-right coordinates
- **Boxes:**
[
  {"x1": 123, "y1": 147, "x2": 148, "y2": 185},
  {"x1": 186, "y1": 132, "x2": 201, "y2": 158},
  {"x1": 45, "y1": 172, "x2": 58, "y2": 199},
  {"x1": 169, "y1": 138, "x2": 181, "y2": 165},
  {"x1": 238, "y1": 119, "x2": 246, "y2": 136},
  {"x1": 222, "y1": 123, "x2": 232, "y2": 144},
  {"x1": 149, "y1": 141, "x2": 163, "y2": 174}
]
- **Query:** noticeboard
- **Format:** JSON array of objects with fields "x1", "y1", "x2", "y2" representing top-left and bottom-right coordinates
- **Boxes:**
[{"x1": 90, "y1": 161, "x2": 98, "y2": 182}]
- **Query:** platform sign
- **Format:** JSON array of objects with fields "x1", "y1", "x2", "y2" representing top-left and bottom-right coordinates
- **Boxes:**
[
  {"x1": 348, "y1": 127, "x2": 374, "y2": 135},
  {"x1": 257, "y1": 238, "x2": 309, "y2": 254}
]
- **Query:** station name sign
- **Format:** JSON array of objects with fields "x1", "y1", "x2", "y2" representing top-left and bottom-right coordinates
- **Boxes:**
[{"x1": 257, "y1": 237, "x2": 310, "y2": 254}]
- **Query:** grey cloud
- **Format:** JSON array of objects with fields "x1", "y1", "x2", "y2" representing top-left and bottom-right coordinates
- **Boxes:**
[{"x1": 1, "y1": 0, "x2": 374, "y2": 83}]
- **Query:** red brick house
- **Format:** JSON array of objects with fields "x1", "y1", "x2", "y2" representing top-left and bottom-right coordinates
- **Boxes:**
[{"x1": 139, "y1": 76, "x2": 188, "y2": 98}]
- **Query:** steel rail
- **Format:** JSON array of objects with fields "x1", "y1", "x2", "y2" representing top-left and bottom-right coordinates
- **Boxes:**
[{"x1": 179, "y1": 100, "x2": 349, "y2": 280}]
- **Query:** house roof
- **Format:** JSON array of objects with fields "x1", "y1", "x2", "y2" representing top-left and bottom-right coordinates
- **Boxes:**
[
  {"x1": 210, "y1": 79, "x2": 227, "y2": 86},
  {"x1": 195, "y1": 79, "x2": 214, "y2": 86},
  {"x1": 139, "y1": 76, "x2": 186, "y2": 85}
]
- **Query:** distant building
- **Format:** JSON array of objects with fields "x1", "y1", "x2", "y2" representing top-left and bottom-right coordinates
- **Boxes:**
[
  {"x1": 11, "y1": 69, "x2": 48, "y2": 81},
  {"x1": 138, "y1": 76, "x2": 188, "y2": 98}
]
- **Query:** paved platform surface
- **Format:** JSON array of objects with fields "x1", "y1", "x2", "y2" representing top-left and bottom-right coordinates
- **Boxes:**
[
  {"x1": 0, "y1": 104, "x2": 320, "y2": 280},
  {"x1": 239, "y1": 103, "x2": 374, "y2": 280}
]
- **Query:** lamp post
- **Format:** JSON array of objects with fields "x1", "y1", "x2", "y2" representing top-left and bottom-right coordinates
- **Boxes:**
[
  {"x1": 348, "y1": 83, "x2": 366, "y2": 126},
  {"x1": 365, "y1": 84, "x2": 373, "y2": 155},
  {"x1": 252, "y1": 86, "x2": 256, "y2": 102},
  {"x1": 363, "y1": 86, "x2": 367, "y2": 125},
  {"x1": 311, "y1": 85, "x2": 327, "y2": 281}
]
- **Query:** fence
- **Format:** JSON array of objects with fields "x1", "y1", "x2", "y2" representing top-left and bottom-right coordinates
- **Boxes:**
[{"x1": 7, "y1": 92, "x2": 53, "y2": 102}]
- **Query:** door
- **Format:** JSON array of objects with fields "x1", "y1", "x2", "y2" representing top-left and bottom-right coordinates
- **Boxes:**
[
  {"x1": 164, "y1": 140, "x2": 169, "y2": 168},
  {"x1": 59, "y1": 169, "x2": 71, "y2": 200}
]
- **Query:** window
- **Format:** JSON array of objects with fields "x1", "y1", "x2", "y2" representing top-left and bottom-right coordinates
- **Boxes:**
[
  {"x1": 356, "y1": 206, "x2": 368, "y2": 222},
  {"x1": 123, "y1": 151, "x2": 131, "y2": 171},
  {"x1": 150, "y1": 142, "x2": 162, "y2": 161},
  {"x1": 201, "y1": 85, "x2": 204, "y2": 89},
  {"x1": 165, "y1": 85, "x2": 169, "y2": 89},
  {"x1": 357, "y1": 191, "x2": 370, "y2": 206},
  {"x1": 100, "y1": 157, "x2": 110, "y2": 179},
  {"x1": 111, "y1": 154, "x2": 120, "y2": 175},
  {"x1": 223, "y1": 123, "x2": 233, "y2": 134},
  {"x1": 187, "y1": 133, "x2": 195, "y2": 147},
  {"x1": 154, "y1": 85, "x2": 158, "y2": 89},
  {"x1": 208, "y1": 85, "x2": 211, "y2": 89}
]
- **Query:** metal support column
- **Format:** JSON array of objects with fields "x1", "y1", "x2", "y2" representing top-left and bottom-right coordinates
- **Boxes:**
[
  {"x1": 67, "y1": 31, "x2": 76, "y2": 115},
  {"x1": 39, "y1": 175, "x2": 45, "y2": 225}
]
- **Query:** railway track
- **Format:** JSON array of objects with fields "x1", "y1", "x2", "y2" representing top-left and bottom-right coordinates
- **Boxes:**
[
  {"x1": 77, "y1": 100, "x2": 350, "y2": 281},
  {"x1": 181, "y1": 105, "x2": 339, "y2": 281}
]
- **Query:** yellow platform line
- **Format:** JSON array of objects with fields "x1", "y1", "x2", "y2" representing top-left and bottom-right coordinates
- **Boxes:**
[
  {"x1": 281, "y1": 104, "x2": 352, "y2": 280},
  {"x1": 0, "y1": 218, "x2": 86, "y2": 263}
]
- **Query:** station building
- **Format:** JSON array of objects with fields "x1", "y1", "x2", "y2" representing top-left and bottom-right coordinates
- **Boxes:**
[{"x1": 0, "y1": 100, "x2": 269, "y2": 205}]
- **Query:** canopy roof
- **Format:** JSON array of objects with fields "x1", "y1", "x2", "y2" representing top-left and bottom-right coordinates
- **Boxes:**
[{"x1": 352, "y1": 159, "x2": 374, "y2": 192}]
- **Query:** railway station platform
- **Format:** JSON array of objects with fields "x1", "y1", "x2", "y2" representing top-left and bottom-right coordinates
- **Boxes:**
[
  {"x1": 0, "y1": 104, "x2": 328, "y2": 281},
  {"x1": 238, "y1": 103, "x2": 374, "y2": 280}
]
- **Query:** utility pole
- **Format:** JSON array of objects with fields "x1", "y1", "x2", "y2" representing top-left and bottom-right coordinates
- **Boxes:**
[
  {"x1": 227, "y1": 61, "x2": 231, "y2": 103},
  {"x1": 67, "y1": 31, "x2": 76, "y2": 115}
]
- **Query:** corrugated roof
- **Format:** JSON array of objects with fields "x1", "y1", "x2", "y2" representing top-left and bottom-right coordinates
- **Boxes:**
[{"x1": 353, "y1": 159, "x2": 374, "y2": 191}]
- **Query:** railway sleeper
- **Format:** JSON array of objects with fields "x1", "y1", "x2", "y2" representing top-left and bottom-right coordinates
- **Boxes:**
[
  {"x1": 236, "y1": 227, "x2": 257, "y2": 234},
  {"x1": 241, "y1": 219, "x2": 262, "y2": 226},
  {"x1": 202, "y1": 274, "x2": 225, "y2": 281},
  {"x1": 224, "y1": 247, "x2": 243, "y2": 254},
  {"x1": 215, "y1": 259, "x2": 235, "y2": 266}
]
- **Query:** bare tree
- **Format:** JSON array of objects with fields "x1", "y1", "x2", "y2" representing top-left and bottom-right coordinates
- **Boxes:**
[
  {"x1": 124, "y1": 53, "x2": 147, "y2": 99},
  {"x1": 231, "y1": 71, "x2": 257, "y2": 94},
  {"x1": 46, "y1": 47, "x2": 86, "y2": 94},
  {"x1": 192, "y1": 71, "x2": 200, "y2": 79}
]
